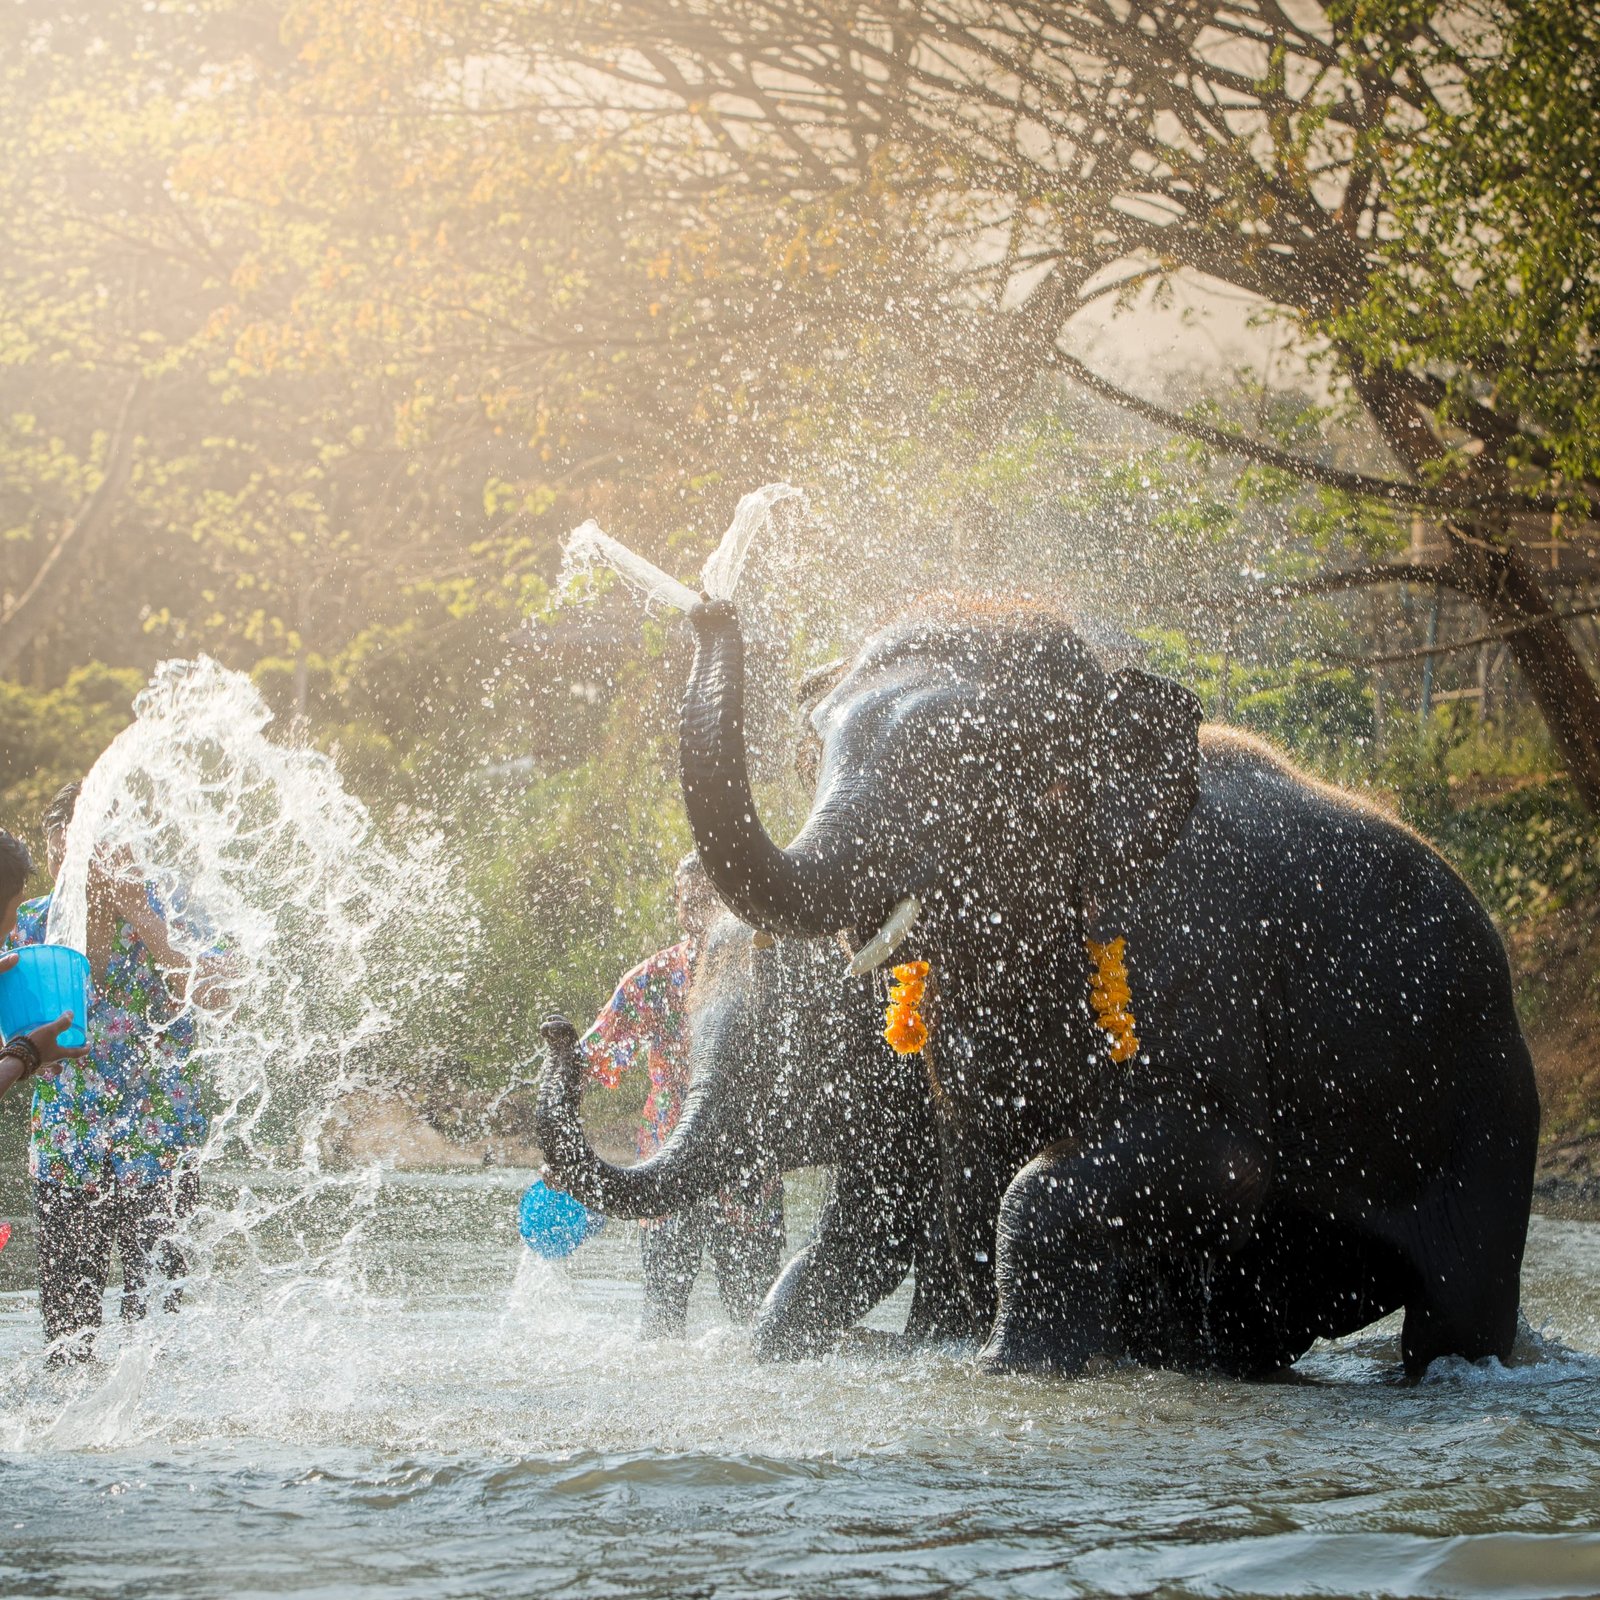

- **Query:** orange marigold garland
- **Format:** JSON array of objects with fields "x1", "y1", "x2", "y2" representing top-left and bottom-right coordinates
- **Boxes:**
[
  {"x1": 883, "y1": 960, "x2": 931, "y2": 1055},
  {"x1": 1085, "y1": 937, "x2": 1141, "y2": 1063},
  {"x1": 879, "y1": 947, "x2": 1138, "y2": 1063}
]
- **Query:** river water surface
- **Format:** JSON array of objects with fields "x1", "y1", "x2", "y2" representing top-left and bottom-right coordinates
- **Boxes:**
[{"x1": 1, "y1": 1168, "x2": 1597, "y2": 1599}]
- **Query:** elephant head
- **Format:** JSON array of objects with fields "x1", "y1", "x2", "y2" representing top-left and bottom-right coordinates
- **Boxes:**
[
  {"x1": 680, "y1": 596, "x2": 1204, "y2": 1322},
  {"x1": 679, "y1": 596, "x2": 1203, "y2": 964},
  {"x1": 536, "y1": 914, "x2": 964, "y2": 1356}
]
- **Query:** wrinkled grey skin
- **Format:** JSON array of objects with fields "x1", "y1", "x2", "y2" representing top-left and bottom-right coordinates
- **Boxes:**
[
  {"x1": 677, "y1": 599, "x2": 1538, "y2": 1378},
  {"x1": 536, "y1": 917, "x2": 976, "y2": 1359}
]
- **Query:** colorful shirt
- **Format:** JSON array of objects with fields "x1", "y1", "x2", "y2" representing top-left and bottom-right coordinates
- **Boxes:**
[
  {"x1": 580, "y1": 940, "x2": 782, "y2": 1234},
  {"x1": 581, "y1": 941, "x2": 697, "y2": 1160},
  {"x1": 10, "y1": 894, "x2": 207, "y2": 1189}
]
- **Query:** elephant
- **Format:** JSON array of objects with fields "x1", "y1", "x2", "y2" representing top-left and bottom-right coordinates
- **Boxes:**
[
  {"x1": 535, "y1": 915, "x2": 977, "y2": 1358},
  {"x1": 676, "y1": 595, "x2": 1539, "y2": 1378}
]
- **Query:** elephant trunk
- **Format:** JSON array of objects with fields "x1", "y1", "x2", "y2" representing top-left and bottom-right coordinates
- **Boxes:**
[
  {"x1": 535, "y1": 1015, "x2": 749, "y2": 1218},
  {"x1": 681, "y1": 601, "x2": 858, "y2": 937}
]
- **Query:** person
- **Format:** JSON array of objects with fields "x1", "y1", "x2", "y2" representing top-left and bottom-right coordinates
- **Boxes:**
[
  {"x1": 0, "y1": 829, "x2": 88, "y2": 1099},
  {"x1": 8, "y1": 782, "x2": 227, "y2": 1362},
  {"x1": 580, "y1": 853, "x2": 785, "y2": 1337}
]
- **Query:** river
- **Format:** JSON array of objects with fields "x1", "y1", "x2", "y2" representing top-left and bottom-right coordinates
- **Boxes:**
[{"x1": 1, "y1": 1168, "x2": 1597, "y2": 1599}]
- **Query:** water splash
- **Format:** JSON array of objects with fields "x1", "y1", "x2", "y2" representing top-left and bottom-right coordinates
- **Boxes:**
[
  {"x1": 9, "y1": 657, "x2": 469, "y2": 1440},
  {"x1": 699, "y1": 482, "x2": 806, "y2": 601},
  {"x1": 560, "y1": 521, "x2": 704, "y2": 615},
  {"x1": 559, "y1": 482, "x2": 805, "y2": 613}
]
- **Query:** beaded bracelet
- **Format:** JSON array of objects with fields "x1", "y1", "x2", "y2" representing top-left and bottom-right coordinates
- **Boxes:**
[{"x1": 0, "y1": 1036, "x2": 42, "y2": 1076}]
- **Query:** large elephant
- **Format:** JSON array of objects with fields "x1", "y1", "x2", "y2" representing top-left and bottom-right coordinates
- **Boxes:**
[
  {"x1": 536, "y1": 916, "x2": 976, "y2": 1358},
  {"x1": 677, "y1": 596, "x2": 1539, "y2": 1378}
]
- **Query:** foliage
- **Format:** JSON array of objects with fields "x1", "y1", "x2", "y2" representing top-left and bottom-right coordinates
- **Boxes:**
[
  {"x1": 3, "y1": 0, "x2": 1596, "y2": 799},
  {"x1": 0, "y1": 0, "x2": 1593, "y2": 1130},
  {"x1": 1335, "y1": 0, "x2": 1600, "y2": 504},
  {"x1": 1423, "y1": 783, "x2": 1600, "y2": 923},
  {"x1": 1140, "y1": 630, "x2": 1374, "y2": 755},
  {"x1": 0, "y1": 665, "x2": 146, "y2": 875},
  {"x1": 1363, "y1": 701, "x2": 1598, "y2": 924}
]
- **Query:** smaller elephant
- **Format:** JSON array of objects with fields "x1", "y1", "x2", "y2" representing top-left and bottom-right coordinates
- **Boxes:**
[{"x1": 536, "y1": 917, "x2": 975, "y2": 1358}]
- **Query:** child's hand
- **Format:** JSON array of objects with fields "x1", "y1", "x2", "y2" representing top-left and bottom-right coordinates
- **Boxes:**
[
  {"x1": 24, "y1": 1013, "x2": 87, "y2": 1069},
  {"x1": 87, "y1": 844, "x2": 146, "y2": 923}
]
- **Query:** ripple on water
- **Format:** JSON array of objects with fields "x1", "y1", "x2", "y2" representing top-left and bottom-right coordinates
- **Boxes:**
[{"x1": 0, "y1": 1190, "x2": 1597, "y2": 1598}]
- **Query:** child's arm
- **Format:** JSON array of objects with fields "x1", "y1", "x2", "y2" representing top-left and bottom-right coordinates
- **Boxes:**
[{"x1": 117, "y1": 880, "x2": 234, "y2": 1009}]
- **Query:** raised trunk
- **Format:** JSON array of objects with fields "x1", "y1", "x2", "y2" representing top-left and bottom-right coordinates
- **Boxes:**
[
  {"x1": 534, "y1": 1018, "x2": 745, "y2": 1217},
  {"x1": 680, "y1": 600, "x2": 859, "y2": 935}
]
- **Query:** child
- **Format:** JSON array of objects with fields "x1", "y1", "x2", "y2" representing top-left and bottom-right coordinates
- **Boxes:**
[
  {"x1": 581, "y1": 854, "x2": 785, "y2": 1336},
  {"x1": 10, "y1": 783, "x2": 227, "y2": 1361}
]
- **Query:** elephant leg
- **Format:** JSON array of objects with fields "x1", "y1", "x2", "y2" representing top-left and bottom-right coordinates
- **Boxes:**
[
  {"x1": 707, "y1": 1168, "x2": 786, "y2": 1324},
  {"x1": 751, "y1": 1167, "x2": 917, "y2": 1362},
  {"x1": 1397, "y1": 1038, "x2": 1534, "y2": 1377},
  {"x1": 1197, "y1": 1207, "x2": 1407, "y2": 1376},
  {"x1": 934, "y1": 1125, "x2": 1017, "y2": 1329},
  {"x1": 979, "y1": 1109, "x2": 1271, "y2": 1375},
  {"x1": 1397, "y1": 1181, "x2": 1527, "y2": 1377},
  {"x1": 906, "y1": 1203, "x2": 984, "y2": 1343}
]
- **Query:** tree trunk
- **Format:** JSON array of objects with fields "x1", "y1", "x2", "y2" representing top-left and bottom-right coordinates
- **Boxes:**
[
  {"x1": 1443, "y1": 535, "x2": 1600, "y2": 811},
  {"x1": 0, "y1": 375, "x2": 144, "y2": 678},
  {"x1": 1350, "y1": 360, "x2": 1600, "y2": 813}
]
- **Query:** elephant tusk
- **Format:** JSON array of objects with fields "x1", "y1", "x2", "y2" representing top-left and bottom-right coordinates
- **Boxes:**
[{"x1": 848, "y1": 896, "x2": 921, "y2": 976}]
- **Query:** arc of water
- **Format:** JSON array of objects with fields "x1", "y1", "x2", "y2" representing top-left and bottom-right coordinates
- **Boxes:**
[
  {"x1": 561, "y1": 521, "x2": 703, "y2": 615},
  {"x1": 699, "y1": 482, "x2": 804, "y2": 601},
  {"x1": 558, "y1": 482, "x2": 805, "y2": 617}
]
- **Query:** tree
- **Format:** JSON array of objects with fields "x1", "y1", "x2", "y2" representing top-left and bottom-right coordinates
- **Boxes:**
[
  {"x1": 0, "y1": 1, "x2": 547, "y2": 706},
  {"x1": 8, "y1": 0, "x2": 1596, "y2": 810},
  {"x1": 1340, "y1": 0, "x2": 1600, "y2": 500},
  {"x1": 515, "y1": 0, "x2": 1600, "y2": 807}
]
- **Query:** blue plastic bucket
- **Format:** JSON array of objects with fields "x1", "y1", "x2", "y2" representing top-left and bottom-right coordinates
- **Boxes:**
[
  {"x1": 0, "y1": 945, "x2": 91, "y2": 1050},
  {"x1": 518, "y1": 1179, "x2": 604, "y2": 1259}
]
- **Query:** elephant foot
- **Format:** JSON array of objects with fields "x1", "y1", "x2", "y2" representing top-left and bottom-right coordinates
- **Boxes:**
[
  {"x1": 638, "y1": 1308, "x2": 688, "y2": 1341},
  {"x1": 976, "y1": 1323, "x2": 1093, "y2": 1378},
  {"x1": 837, "y1": 1328, "x2": 920, "y2": 1359},
  {"x1": 750, "y1": 1316, "x2": 840, "y2": 1364}
]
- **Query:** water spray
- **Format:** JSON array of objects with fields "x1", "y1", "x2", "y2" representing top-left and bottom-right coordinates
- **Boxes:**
[{"x1": 559, "y1": 482, "x2": 805, "y2": 612}]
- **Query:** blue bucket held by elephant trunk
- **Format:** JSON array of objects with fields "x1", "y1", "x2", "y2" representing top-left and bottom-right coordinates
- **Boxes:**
[
  {"x1": 518, "y1": 1179, "x2": 604, "y2": 1259},
  {"x1": 0, "y1": 945, "x2": 91, "y2": 1051}
]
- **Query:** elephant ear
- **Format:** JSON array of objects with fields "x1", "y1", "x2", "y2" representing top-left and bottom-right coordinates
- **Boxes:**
[
  {"x1": 793, "y1": 657, "x2": 848, "y2": 792},
  {"x1": 1084, "y1": 669, "x2": 1202, "y2": 891}
]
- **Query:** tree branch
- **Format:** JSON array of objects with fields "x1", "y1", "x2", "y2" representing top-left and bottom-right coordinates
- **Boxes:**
[
  {"x1": 1183, "y1": 561, "x2": 1457, "y2": 616},
  {"x1": 1046, "y1": 348, "x2": 1568, "y2": 518},
  {"x1": 1318, "y1": 600, "x2": 1600, "y2": 673}
]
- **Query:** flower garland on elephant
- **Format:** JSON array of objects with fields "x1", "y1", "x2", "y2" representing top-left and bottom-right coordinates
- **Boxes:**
[{"x1": 880, "y1": 941, "x2": 1140, "y2": 1064}]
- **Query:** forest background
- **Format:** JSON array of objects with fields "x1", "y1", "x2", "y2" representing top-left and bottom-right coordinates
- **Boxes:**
[{"x1": 1, "y1": 0, "x2": 1596, "y2": 1166}]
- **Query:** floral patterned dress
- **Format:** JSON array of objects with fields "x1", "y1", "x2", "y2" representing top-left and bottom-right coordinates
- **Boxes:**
[
  {"x1": 9, "y1": 894, "x2": 206, "y2": 1190},
  {"x1": 580, "y1": 939, "x2": 781, "y2": 1233}
]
